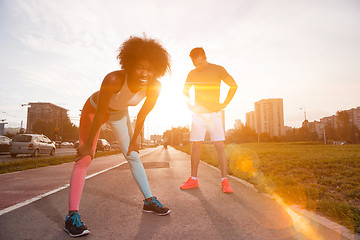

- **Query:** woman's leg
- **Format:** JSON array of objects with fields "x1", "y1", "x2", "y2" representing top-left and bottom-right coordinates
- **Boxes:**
[
  {"x1": 108, "y1": 111, "x2": 152, "y2": 199},
  {"x1": 68, "y1": 99, "x2": 105, "y2": 211}
]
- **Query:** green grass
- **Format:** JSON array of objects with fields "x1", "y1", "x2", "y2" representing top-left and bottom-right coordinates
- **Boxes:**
[
  {"x1": 174, "y1": 142, "x2": 360, "y2": 233},
  {"x1": 0, "y1": 150, "x2": 123, "y2": 174}
]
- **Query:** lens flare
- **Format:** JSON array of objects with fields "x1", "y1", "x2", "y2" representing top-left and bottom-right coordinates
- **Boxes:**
[{"x1": 225, "y1": 144, "x2": 335, "y2": 239}]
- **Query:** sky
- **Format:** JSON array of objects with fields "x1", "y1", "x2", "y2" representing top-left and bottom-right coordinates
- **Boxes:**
[{"x1": 1, "y1": 0, "x2": 360, "y2": 138}]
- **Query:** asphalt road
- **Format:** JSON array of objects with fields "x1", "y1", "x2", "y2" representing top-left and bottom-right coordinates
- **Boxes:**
[{"x1": 0, "y1": 147, "x2": 357, "y2": 240}]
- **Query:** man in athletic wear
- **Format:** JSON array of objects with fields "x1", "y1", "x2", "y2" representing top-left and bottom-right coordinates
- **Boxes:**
[{"x1": 180, "y1": 47, "x2": 238, "y2": 193}]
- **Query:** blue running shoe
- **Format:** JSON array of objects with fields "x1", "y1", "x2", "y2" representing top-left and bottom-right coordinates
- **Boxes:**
[
  {"x1": 143, "y1": 196, "x2": 171, "y2": 216},
  {"x1": 64, "y1": 212, "x2": 90, "y2": 237}
]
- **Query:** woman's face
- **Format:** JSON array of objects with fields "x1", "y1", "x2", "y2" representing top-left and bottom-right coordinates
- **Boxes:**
[{"x1": 129, "y1": 60, "x2": 155, "y2": 90}]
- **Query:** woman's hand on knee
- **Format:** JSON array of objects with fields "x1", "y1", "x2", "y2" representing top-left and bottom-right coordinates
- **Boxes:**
[
  {"x1": 127, "y1": 142, "x2": 139, "y2": 156},
  {"x1": 76, "y1": 143, "x2": 94, "y2": 161}
]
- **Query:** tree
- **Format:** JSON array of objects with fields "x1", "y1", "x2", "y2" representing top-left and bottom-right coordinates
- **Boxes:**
[
  {"x1": 226, "y1": 125, "x2": 257, "y2": 143},
  {"x1": 163, "y1": 126, "x2": 190, "y2": 146},
  {"x1": 32, "y1": 117, "x2": 79, "y2": 142},
  {"x1": 336, "y1": 110, "x2": 352, "y2": 142}
]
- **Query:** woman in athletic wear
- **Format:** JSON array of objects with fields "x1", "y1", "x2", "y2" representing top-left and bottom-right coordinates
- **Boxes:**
[{"x1": 64, "y1": 36, "x2": 171, "y2": 237}]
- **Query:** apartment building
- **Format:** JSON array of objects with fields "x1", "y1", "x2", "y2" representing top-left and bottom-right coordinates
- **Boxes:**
[
  {"x1": 245, "y1": 111, "x2": 255, "y2": 130},
  {"x1": 302, "y1": 106, "x2": 360, "y2": 140},
  {"x1": 26, "y1": 102, "x2": 68, "y2": 133},
  {"x1": 254, "y1": 98, "x2": 285, "y2": 137}
]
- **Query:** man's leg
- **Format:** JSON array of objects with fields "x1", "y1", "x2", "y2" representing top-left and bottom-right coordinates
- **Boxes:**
[
  {"x1": 191, "y1": 141, "x2": 202, "y2": 177},
  {"x1": 213, "y1": 141, "x2": 233, "y2": 193},
  {"x1": 180, "y1": 112, "x2": 205, "y2": 190},
  {"x1": 180, "y1": 141, "x2": 202, "y2": 189},
  {"x1": 213, "y1": 141, "x2": 228, "y2": 178}
]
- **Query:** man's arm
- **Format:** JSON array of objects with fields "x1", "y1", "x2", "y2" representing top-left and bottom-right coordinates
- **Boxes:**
[
  {"x1": 220, "y1": 74, "x2": 238, "y2": 109},
  {"x1": 127, "y1": 80, "x2": 161, "y2": 156}
]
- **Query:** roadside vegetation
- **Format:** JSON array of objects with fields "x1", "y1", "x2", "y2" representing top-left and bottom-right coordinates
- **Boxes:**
[
  {"x1": 0, "y1": 150, "x2": 122, "y2": 174},
  {"x1": 174, "y1": 142, "x2": 360, "y2": 233}
]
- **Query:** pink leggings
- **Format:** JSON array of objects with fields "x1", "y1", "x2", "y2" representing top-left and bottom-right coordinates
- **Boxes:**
[
  {"x1": 68, "y1": 98, "x2": 152, "y2": 211},
  {"x1": 68, "y1": 98, "x2": 108, "y2": 211}
]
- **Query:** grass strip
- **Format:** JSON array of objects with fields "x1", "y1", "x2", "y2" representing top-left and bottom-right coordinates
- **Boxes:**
[
  {"x1": 174, "y1": 142, "x2": 360, "y2": 234},
  {"x1": 0, "y1": 150, "x2": 122, "y2": 174}
]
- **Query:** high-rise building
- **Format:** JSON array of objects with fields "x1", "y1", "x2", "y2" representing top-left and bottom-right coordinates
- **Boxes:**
[
  {"x1": 245, "y1": 111, "x2": 255, "y2": 130},
  {"x1": 348, "y1": 107, "x2": 360, "y2": 130},
  {"x1": 26, "y1": 102, "x2": 68, "y2": 133},
  {"x1": 254, "y1": 98, "x2": 285, "y2": 137}
]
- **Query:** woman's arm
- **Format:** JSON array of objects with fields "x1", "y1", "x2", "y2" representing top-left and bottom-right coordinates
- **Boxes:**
[
  {"x1": 76, "y1": 71, "x2": 124, "y2": 160},
  {"x1": 127, "y1": 80, "x2": 161, "y2": 156}
]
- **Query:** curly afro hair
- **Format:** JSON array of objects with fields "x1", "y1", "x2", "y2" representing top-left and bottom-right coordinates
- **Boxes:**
[{"x1": 117, "y1": 35, "x2": 171, "y2": 79}]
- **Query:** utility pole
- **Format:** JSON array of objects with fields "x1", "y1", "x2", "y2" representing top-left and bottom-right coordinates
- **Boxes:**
[{"x1": 300, "y1": 107, "x2": 307, "y2": 121}]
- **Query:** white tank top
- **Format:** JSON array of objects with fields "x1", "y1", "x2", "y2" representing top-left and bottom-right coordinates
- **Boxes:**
[{"x1": 108, "y1": 76, "x2": 146, "y2": 110}]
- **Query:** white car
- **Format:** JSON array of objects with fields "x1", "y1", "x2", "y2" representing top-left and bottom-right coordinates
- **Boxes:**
[
  {"x1": 0, "y1": 135, "x2": 12, "y2": 153},
  {"x1": 9, "y1": 134, "x2": 56, "y2": 158}
]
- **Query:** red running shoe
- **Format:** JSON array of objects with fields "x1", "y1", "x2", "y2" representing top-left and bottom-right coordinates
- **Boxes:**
[
  {"x1": 221, "y1": 179, "x2": 233, "y2": 193},
  {"x1": 180, "y1": 177, "x2": 199, "y2": 189}
]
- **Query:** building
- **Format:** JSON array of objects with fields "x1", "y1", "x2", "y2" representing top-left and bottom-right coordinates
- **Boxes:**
[
  {"x1": 303, "y1": 120, "x2": 325, "y2": 139},
  {"x1": 348, "y1": 107, "x2": 360, "y2": 130},
  {"x1": 25, "y1": 102, "x2": 68, "y2": 133},
  {"x1": 0, "y1": 120, "x2": 7, "y2": 135},
  {"x1": 150, "y1": 134, "x2": 162, "y2": 144},
  {"x1": 254, "y1": 98, "x2": 285, "y2": 137},
  {"x1": 319, "y1": 107, "x2": 360, "y2": 130},
  {"x1": 300, "y1": 106, "x2": 360, "y2": 142},
  {"x1": 245, "y1": 111, "x2": 255, "y2": 130}
]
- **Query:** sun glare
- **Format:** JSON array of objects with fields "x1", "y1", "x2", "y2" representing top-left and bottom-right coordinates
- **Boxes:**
[
  {"x1": 225, "y1": 145, "x2": 330, "y2": 239},
  {"x1": 146, "y1": 77, "x2": 192, "y2": 135}
]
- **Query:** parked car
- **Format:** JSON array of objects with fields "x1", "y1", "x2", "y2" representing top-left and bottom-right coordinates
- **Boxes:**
[
  {"x1": 9, "y1": 134, "x2": 56, "y2": 158},
  {"x1": 61, "y1": 142, "x2": 73, "y2": 147},
  {"x1": 96, "y1": 139, "x2": 111, "y2": 152},
  {"x1": 55, "y1": 141, "x2": 62, "y2": 148},
  {"x1": 110, "y1": 141, "x2": 121, "y2": 150},
  {"x1": 0, "y1": 135, "x2": 12, "y2": 153}
]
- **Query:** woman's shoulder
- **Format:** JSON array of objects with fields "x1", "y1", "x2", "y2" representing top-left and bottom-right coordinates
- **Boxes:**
[
  {"x1": 105, "y1": 70, "x2": 125, "y2": 81},
  {"x1": 102, "y1": 70, "x2": 125, "y2": 91}
]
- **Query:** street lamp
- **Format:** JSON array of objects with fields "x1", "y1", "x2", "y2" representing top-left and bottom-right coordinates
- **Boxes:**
[
  {"x1": 21, "y1": 103, "x2": 30, "y2": 133},
  {"x1": 300, "y1": 107, "x2": 307, "y2": 121}
]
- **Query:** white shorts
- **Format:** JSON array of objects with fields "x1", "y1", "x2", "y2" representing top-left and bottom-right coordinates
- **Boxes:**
[{"x1": 190, "y1": 111, "x2": 225, "y2": 142}]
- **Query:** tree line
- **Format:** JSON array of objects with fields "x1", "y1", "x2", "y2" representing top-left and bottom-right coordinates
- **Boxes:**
[{"x1": 163, "y1": 110, "x2": 360, "y2": 145}]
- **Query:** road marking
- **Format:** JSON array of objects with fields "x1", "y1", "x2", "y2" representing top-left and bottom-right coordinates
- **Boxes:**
[{"x1": 0, "y1": 149, "x2": 157, "y2": 216}]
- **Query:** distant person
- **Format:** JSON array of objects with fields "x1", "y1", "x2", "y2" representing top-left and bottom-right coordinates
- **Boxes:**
[
  {"x1": 180, "y1": 47, "x2": 238, "y2": 193},
  {"x1": 65, "y1": 36, "x2": 171, "y2": 237}
]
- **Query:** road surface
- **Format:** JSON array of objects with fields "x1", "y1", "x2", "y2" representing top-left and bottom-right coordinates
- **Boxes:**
[{"x1": 0, "y1": 147, "x2": 357, "y2": 240}]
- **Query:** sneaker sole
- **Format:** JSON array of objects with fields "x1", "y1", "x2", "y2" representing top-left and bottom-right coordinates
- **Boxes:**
[
  {"x1": 64, "y1": 228, "x2": 90, "y2": 237},
  {"x1": 180, "y1": 185, "x2": 199, "y2": 190},
  {"x1": 222, "y1": 188, "x2": 233, "y2": 193},
  {"x1": 143, "y1": 209, "x2": 171, "y2": 216}
]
